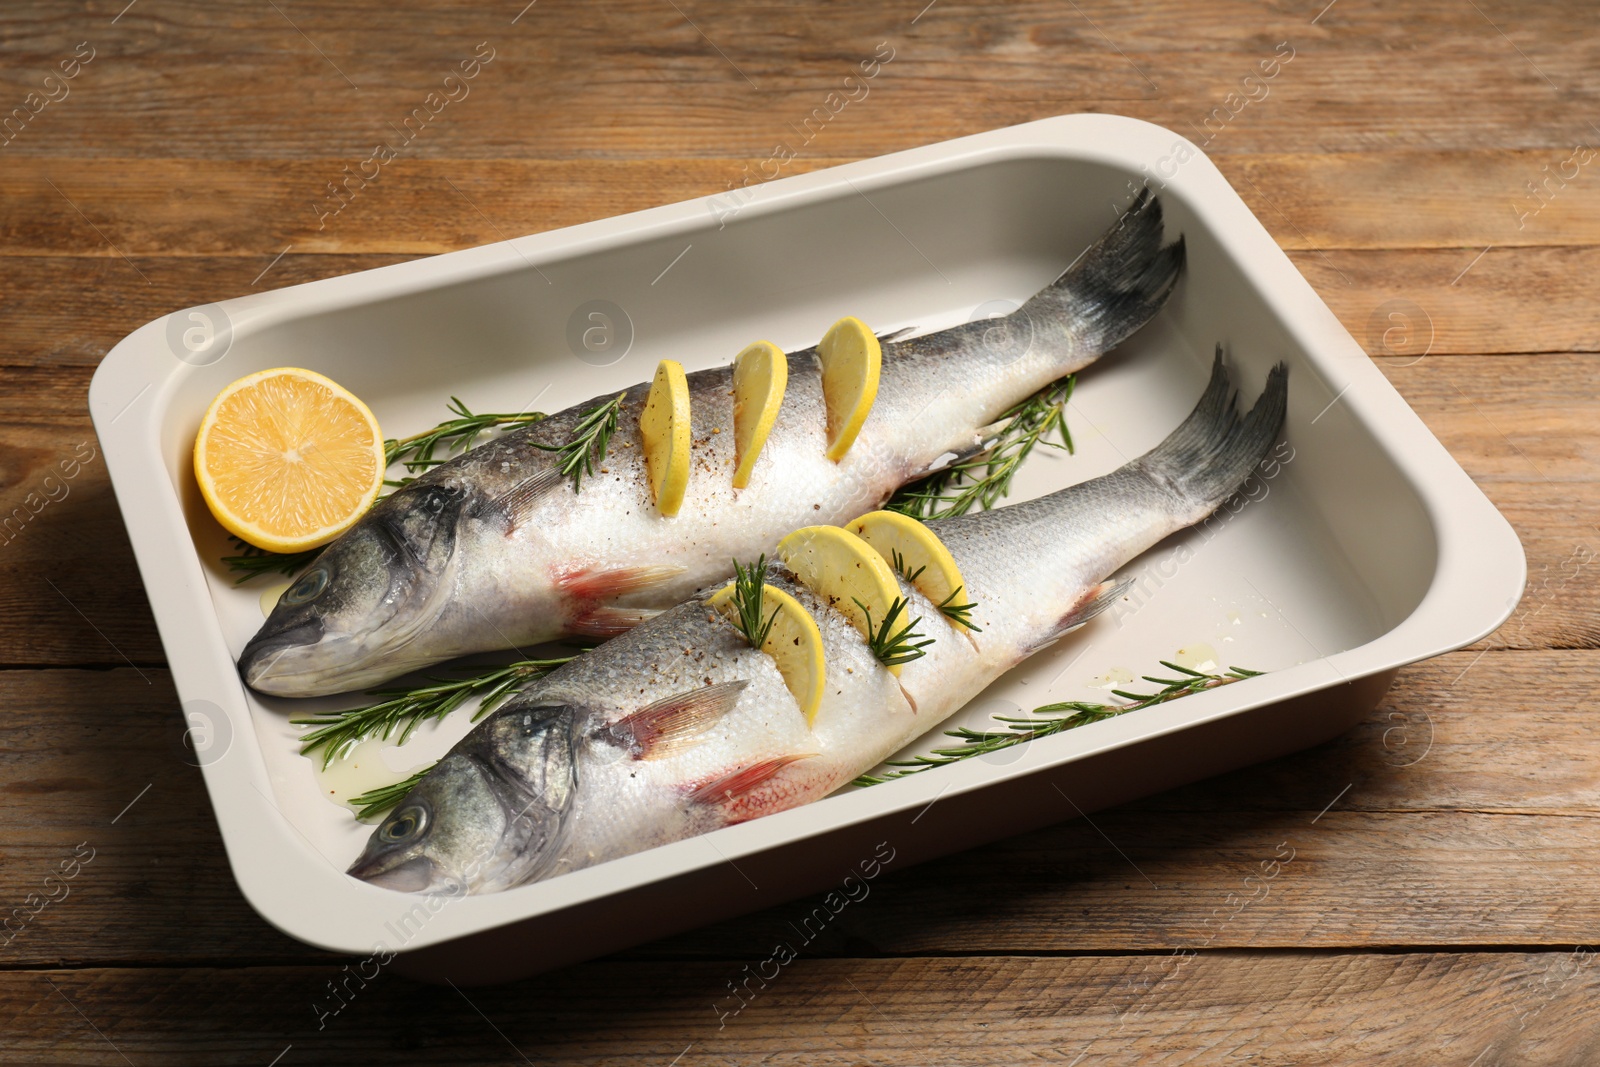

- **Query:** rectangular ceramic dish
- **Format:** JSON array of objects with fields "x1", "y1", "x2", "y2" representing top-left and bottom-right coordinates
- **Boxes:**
[{"x1": 89, "y1": 114, "x2": 1524, "y2": 984}]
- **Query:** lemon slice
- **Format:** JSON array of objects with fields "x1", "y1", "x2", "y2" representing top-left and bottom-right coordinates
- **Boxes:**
[
  {"x1": 731, "y1": 340, "x2": 787, "y2": 489},
  {"x1": 709, "y1": 581, "x2": 826, "y2": 723},
  {"x1": 776, "y1": 524, "x2": 909, "y2": 674},
  {"x1": 193, "y1": 367, "x2": 385, "y2": 553},
  {"x1": 816, "y1": 316, "x2": 881, "y2": 462},
  {"x1": 640, "y1": 359, "x2": 691, "y2": 516},
  {"x1": 846, "y1": 510, "x2": 976, "y2": 629}
]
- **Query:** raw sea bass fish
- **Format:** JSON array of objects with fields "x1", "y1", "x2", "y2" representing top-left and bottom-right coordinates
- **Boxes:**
[
  {"x1": 241, "y1": 193, "x2": 1185, "y2": 697},
  {"x1": 348, "y1": 354, "x2": 1288, "y2": 894}
]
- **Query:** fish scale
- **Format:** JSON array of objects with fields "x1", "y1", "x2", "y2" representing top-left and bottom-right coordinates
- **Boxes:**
[
  {"x1": 346, "y1": 352, "x2": 1289, "y2": 894},
  {"x1": 240, "y1": 192, "x2": 1187, "y2": 696}
]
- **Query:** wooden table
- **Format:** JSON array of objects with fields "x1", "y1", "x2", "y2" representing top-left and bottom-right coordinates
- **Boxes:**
[{"x1": 3, "y1": 1, "x2": 1597, "y2": 1062}]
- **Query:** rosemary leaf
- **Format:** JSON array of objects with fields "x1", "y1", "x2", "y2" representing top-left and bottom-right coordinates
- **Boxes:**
[
  {"x1": 855, "y1": 596, "x2": 934, "y2": 668},
  {"x1": 726, "y1": 556, "x2": 779, "y2": 648},
  {"x1": 350, "y1": 769, "x2": 431, "y2": 821},
  {"x1": 222, "y1": 537, "x2": 323, "y2": 585},
  {"x1": 888, "y1": 548, "x2": 926, "y2": 584},
  {"x1": 852, "y1": 663, "x2": 1261, "y2": 786},
  {"x1": 533, "y1": 392, "x2": 624, "y2": 492},
  {"x1": 291, "y1": 654, "x2": 577, "y2": 768},
  {"x1": 935, "y1": 586, "x2": 981, "y2": 632},
  {"x1": 383, "y1": 397, "x2": 548, "y2": 487},
  {"x1": 886, "y1": 374, "x2": 1075, "y2": 521}
]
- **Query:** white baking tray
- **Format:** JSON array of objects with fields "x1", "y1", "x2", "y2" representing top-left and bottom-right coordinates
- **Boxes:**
[{"x1": 89, "y1": 114, "x2": 1523, "y2": 983}]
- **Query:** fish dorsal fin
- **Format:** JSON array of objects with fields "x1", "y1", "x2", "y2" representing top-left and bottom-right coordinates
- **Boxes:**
[
  {"x1": 687, "y1": 753, "x2": 814, "y2": 806},
  {"x1": 607, "y1": 679, "x2": 748, "y2": 760},
  {"x1": 492, "y1": 467, "x2": 564, "y2": 527},
  {"x1": 1021, "y1": 576, "x2": 1133, "y2": 657},
  {"x1": 876, "y1": 326, "x2": 917, "y2": 345}
]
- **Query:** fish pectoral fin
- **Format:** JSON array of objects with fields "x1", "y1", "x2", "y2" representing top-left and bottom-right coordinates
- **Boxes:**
[
  {"x1": 558, "y1": 563, "x2": 688, "y2": 602},
  {"x1": 569, "y1": 606, "x2": 662, "y2": 638},
  {"x1": 609, "y1": 680, "x2": 749, "y2": 760},
  {"x1": 491, "y1": 467, "x2": 564, "y2": 528},
  {"x1": 1021, "y1": 576, "x2": 1133, "y2": 657},
  {"x1": 687, "y1": 753, "x2": 815, "y2": 807}
]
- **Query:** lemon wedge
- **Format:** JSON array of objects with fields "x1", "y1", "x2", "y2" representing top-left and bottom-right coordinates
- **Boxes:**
[
  {"x1": 640, "y1": 359, "x2": 691, "y2": 516},
  {"x1": 709, "y1": 581, "x2": 826, "y2": 723},
  {"x1": 731, "y1": 340, "x2": 787, "y2": 489},
  {"x1": 193, "y1": 367, "x2": 385, "y2": 553},
  {"x1": 776, "y1": 524, "x2": 910, "y2": 674},
  {"x1": 847, "y1": 510, "x2": 976, "y2": 630},
  {"x1": 816, "y1": 315, "x2": 881, "y2": 462}
]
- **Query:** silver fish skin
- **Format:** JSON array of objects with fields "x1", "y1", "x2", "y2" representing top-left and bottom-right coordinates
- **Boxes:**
[
  {"x1": 239, "y1": 193, "x2": 1186, "y2": 697},
  {"x1": 347, "y1": 352, "x2": 1288, "y2": 895}
]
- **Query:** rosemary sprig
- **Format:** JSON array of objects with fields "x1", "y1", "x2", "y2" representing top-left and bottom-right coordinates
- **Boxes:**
[
  {"x1": 222, "y1": 537, "x2": 323, "y2": 584},
  {"x1": 291, "y1": 654, "x2": 577, "y2": 768},
  {"x1": 350, "y1": 769, "x2": 430, "y2": 820},
  {"x1": 855, "y1": 596, "x2": 934, "y2": 668},
  {"x1": 532, "y1": 392, "x2": 624, "y2": 492},
  {"x1": 888, "y1": 548, "x2": 926, "y2": 584},
  {"x1": 383, "y1": 397, "x2": 547, "y2": 487},
  {"x1": 726, "y1": 556, "x2": 779, "y2": 648},
  {"x1": 935, "y1": 587, "x2": 981, "y2": 631},
  {"x1": 852, "y1": 662, "x2": 1262, "y2": 785},
  {"x1": 886, "y1": 375, "x2": 1075, "y2": 521}
]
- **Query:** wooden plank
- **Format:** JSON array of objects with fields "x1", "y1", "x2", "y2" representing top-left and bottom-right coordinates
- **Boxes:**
[
  {"x1": 5, "y1": 952, "x2": 1599, "y2": 1064},
  {"x1": 5, "y1": 150, "x2": 1600, "y2": 257},
  {"x1": 0, "y1": 1, "x2": 1596, "y2": 160},
  {"x1": 1293, "y1": 246, "x2": 1600, "y2": 355},
  {"x1": 1380, "y1": 354, "x2": 1600, "y2": 649},
  {"x1": 2, "y1": 651, "x2": 1598, "y2": 967}
]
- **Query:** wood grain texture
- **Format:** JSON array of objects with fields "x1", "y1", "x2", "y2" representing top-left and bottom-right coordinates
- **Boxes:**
[
  {"x1": 3, "y1": 150, "x2": 1598, "y2": 257},
  {"x1": 6, "y1": 952, "x2": 1600, "y2": 1065},
  {"x1": 1, "y1": 0, "x2": 1598, "y2": 160}
]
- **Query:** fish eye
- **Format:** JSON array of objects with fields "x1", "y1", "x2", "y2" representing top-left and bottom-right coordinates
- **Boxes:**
[
  {"x1": 379, "y1": 805, "x2": 427, "y2": 844},
  {"x1": 282, "y1": 567, "x2": 329, "y2": 606}
]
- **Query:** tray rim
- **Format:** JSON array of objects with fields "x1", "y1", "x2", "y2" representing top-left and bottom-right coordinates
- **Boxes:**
[{"x1": 87, "y1": 112, "x2": 1526, "y2": 955}]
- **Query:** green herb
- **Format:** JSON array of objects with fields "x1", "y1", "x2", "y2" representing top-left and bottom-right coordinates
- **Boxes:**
[
  {"x1": 855, "y1": 596, "x2": 933, "y2": 668},
  {"x1": 852, "y1": 662, "x2": 1261, "y2": 785},
  {"x1": 724, "y1": 556, "x2": 779, "y2": 648},
  {"x1": 221, "y1": 537, "x2": 323, "y2": 585},
  {"x1": 886, "y1": 375, "x2": 1075, "y2": 521},
  {"x1": 292, "y1": 655, "x2": 577, "y2": 768},
  {"x1": 383, "y1": 397, "x2": 548, "y2": 487},
  {"x1": 935, "y1": 586, "x2": 980, "y2": 631},
  {"x1": 531, "y1": 392, "x2": 624, "y2": 492},
  {"x1": 350, "y1": 769, "x2": 430, "y2": 821},
  {"x1": 888, "y1": 548, "x2": 926, "y2": 584}
]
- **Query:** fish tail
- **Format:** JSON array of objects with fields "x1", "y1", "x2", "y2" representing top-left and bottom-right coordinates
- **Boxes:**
[
  {"x1": 1023, "y1": 188, "x2": 1187, "y2": 353},
  {"x1": 1138, "y1": 347, "x2": 1289, "y2": 515}
]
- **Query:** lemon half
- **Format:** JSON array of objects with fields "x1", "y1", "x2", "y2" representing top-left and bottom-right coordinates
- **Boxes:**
[{"x1": 193, "y1": 367, "x2": 385, "y2": 553}]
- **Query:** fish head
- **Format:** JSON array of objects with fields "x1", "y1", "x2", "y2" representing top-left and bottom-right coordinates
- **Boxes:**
[
  {"x1": 239, "y1": 482, "x2": 471, "y2": 696},
  {"x1": 347, "y1": 703, "x2": 582, "y2": 894}
]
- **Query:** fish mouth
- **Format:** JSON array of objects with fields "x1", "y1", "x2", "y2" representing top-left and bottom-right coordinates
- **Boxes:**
[
  {"x1": 238, "y1": 617, "x2": 328, "y2": 693},
  {"x1": 347, "y1": 854, "x2": 441, "y2": 893}
]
